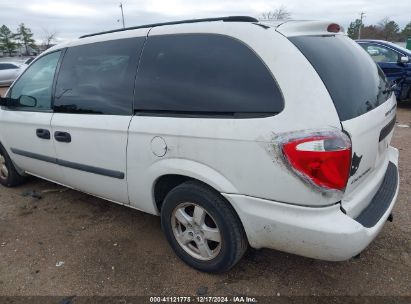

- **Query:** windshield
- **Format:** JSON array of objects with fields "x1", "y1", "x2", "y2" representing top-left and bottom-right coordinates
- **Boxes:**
[{"x1": 289, "y1": 35, "x2": 391, "y2": 121}]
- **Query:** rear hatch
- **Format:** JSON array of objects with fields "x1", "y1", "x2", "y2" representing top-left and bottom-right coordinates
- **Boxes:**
[{"x1": 278, "y1": 23, "x2": 396, "y2": 209}]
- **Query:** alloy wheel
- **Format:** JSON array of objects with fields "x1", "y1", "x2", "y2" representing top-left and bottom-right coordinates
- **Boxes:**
[{"x1": 172, "y1": 203, "x2": 222, "y2": 261}]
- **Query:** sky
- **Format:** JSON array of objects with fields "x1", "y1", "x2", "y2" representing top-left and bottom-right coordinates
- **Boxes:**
[{"x1": 1, "y1": 0, "x2": 410, "y2": 43}]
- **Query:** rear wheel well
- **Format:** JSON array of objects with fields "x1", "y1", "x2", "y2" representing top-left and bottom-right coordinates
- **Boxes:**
[
  {"x1": 154, "y1": 175, "x2": 228, "y2": 213},
  {"x1": 154, "y1": 175, "x2": 192, "y2": 212}
]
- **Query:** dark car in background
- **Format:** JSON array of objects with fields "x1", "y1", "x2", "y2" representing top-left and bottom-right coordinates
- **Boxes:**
[{"x1": 357, "y1": 39, "x2": 411, "y2": 101}]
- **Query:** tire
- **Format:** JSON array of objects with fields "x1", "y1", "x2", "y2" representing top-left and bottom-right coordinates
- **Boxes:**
[
  {"x1": 161, "y1": 181, "x2": 248, "y2": 273},
  {"x1": 0, "y1": 143, "x2": 26, "y2": 187}
]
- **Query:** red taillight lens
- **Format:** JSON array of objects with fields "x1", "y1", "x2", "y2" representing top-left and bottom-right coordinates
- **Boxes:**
[
  {"x1": 282, "y1": 133, "x2": 351, "y2": 190},
  {"x1": 327, "y1": 23, "x2": 341, "y2": 33}
]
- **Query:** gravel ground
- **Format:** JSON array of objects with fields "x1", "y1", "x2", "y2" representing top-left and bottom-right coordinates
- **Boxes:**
[{"x1": 0, "y1": 95, "x2": 410, "y2": 297}]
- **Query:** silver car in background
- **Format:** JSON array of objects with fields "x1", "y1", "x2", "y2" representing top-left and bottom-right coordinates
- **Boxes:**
[{"x1": 0, "y1": 62, "x2": 27, "y2": 86}]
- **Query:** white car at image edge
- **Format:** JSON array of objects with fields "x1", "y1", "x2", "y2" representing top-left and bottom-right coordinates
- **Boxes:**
[
  {"x1": 0, "y1": 62, "x2": 27, "y2": 86},
  {"x1": 0, "y1": 17, "x2": 399, "y2": 272}
]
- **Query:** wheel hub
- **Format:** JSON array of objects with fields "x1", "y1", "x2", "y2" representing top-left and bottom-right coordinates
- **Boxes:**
[{"x1": 172, "y1": 203, "x2": 222, "y2": 261}]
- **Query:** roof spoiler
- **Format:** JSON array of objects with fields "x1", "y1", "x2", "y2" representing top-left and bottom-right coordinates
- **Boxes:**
[{"x1": 275, "y1": 20, "x2": 345, "y2": 37}]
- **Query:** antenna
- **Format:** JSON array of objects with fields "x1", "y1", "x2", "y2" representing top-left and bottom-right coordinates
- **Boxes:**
[
  {"x1": 358, "y1": 11, "x2": 366, "y2": 39},
  {"x1": 119, "y1": 3, "x2": 125, "y2": 29}
]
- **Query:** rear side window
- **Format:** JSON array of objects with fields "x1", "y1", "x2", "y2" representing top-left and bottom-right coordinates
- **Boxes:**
[
  {"x1": 54, "y1": 38, "x2": 145, "y2": 115},
  {"x1": 134, "y1": 34, "x2": 283, "y2": 117},
  {"x1": 290, "y1": 35, "x2": 391, "y2": 121}
]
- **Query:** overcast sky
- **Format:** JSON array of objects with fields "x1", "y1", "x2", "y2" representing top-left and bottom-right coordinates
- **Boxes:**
[{"x1": 1, "y1": 0, "x2": 410, "y2": 43}]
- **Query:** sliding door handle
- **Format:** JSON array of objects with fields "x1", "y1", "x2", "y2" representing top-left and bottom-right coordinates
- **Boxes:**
[
  {"x1": 54, "y1": 131, "x2": 71, "y2": 143},
  {"x1": 36, "y1": 129, "x2": 50, "y2": 140}
]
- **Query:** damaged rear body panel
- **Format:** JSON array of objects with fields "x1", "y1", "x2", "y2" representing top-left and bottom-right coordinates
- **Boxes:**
[
  {"x1": 285, "y1": 30, "x2": 398, "y2": 218},
  {"x1": 223, "y1": 21, "x2": 399, "y2": 260}
]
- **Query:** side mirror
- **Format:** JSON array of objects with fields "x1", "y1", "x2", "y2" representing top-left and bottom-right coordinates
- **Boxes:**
[
  {"x1": 18, "y1": 95, "x2": 37, "y2": 107},
  {"x1": 400, "y1": 56, "x2": 409, "y2": 64}
]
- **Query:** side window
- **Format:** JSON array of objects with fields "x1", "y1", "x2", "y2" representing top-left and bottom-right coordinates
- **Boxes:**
[
  {"x1": 134, "y1": 34, "x2": 284, "y2": 116},
  {"x1": 10, "y1": 51, "x2": 61, "y2": 111},
  {"x1": 54, "y1": 38, "x2": 144, "y2": 115},
  {"x1": 361, "y1": 44, "x2": 400, "y2": 63}
]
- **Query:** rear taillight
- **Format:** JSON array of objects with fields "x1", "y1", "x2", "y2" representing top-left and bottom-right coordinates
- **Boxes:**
[
  {"x1": 327, "y1": 23, "x2": 341, "y2": 33},
  {"x1": 281, "y1": 131, "x2": 351, "y2": 191}
]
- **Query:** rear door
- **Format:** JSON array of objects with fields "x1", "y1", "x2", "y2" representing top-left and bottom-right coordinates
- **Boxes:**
[
  {"x1": 288, "y1": 34, "x2": 396, "y2": 206},
  {"x1": 51, "y1": 34, "x2": 146, "y2": 204},
  {"x1": 0, "y1": 51, "x2": 64, "y2": 182}
]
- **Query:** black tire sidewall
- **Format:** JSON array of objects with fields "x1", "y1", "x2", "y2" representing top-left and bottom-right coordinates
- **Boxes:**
[
  {"x1": 0, "y1": 144, "x2": 12, "y2": 186},
  {"x1": 161, "y1": 183, "x2": 244, "y2": 273},
  {"x1": 0, "y1": 143, "x2": 25, "y2": 187}
]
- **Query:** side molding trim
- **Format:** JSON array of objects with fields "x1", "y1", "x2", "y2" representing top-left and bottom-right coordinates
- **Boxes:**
[{"x1": 11, "y1": 148, "x2": 125, "y2": 179}]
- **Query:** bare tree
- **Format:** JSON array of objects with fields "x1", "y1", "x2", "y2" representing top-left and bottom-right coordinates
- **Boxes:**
[
  {"x1": 260, "y1": 6, "x2": 292, "y2": 21},
  {"x1": 378, "y1": 17, "x2": 400, "y2": 41},
  {"x1": 42, "y1": 28, "x2": 58, "y2": 49}
]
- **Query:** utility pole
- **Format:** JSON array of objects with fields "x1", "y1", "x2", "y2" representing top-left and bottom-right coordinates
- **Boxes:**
[
  {"x1": 119, "y1": 2, "x2": 125, "y2": 29},
  {"x1": 358, "y1": 11, "x2": 365, "y2": 39}
]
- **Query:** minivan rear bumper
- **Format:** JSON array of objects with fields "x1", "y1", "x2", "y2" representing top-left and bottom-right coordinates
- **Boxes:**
[{"x1": 223, "y1": 147, "x2": 399, "y2": 261}]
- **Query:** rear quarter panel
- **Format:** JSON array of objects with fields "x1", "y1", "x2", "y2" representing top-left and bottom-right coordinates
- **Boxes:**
[{"x1": 126, "y1": 23, "x2": 343, "y2": 214}]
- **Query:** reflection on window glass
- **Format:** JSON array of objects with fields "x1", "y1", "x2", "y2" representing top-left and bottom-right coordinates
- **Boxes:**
[
  {"x1": 54, "y1": 38, "x2": 144, "y2": 115},
  {"x1": 290, "y1": 36, "x2": 390, "y2": 121},
  {"x1": 134, "y1": 34, "x2": 284, "y2": 115},
  {"x1": 10, "y1": 51, "x2": 61, "y2": 110},
  {"x1": 361, "y1": 44, "x2": 400, "y2": 63}
]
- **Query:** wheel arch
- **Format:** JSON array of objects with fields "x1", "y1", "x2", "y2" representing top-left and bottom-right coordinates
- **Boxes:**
[
  {"x1": 149, "y1": 158, "x2": 239, "y2": 214},
  {"x1": 0, "y1": 139, "x2": 26, "y2": 176}
]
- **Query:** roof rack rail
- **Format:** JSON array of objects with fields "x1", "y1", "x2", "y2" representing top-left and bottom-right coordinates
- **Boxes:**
[{"x1": 79, "y1": 16, "x2": 259, "y2": 38}]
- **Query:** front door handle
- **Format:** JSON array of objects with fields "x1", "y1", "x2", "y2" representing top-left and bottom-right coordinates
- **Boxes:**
[
  {"x1": 54, "y1": 131, "x2": 71, "y2": 143},
  {"x1": 36, "y1": 128, "x2": 50, "y2": 140}
]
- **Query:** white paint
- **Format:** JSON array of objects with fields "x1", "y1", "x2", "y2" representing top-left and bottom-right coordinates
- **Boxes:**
[
  {"x1": 50, "y1": 114, "x2": 131, "y2": 204},
  {"x1": 225, "y1": 149, "x2": 399, "y2": 260},
  {"x1": 150, "y1": 136, "x2": 168, "y2": 157},
  {"x1": 341, "y1": 94, "x2": 397, "y2": 213}
]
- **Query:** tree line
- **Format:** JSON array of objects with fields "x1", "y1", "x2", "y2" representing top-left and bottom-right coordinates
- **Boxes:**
[
  {"x1": 2, "y1": 13, "x2": 410, "y2": 57},
  {"x1": 0, "y1": 24, "x2": 36, "y2": 56},
  {"x1": 0, "y1": 24, "x2": 57, "y2": 57},
  {"x1": 347, "y1": 17, "x2": 411, "y2": 41}
]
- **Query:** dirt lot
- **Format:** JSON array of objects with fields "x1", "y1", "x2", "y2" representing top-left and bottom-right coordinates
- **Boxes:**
[{"x1": 0, "y1": 95, "x2": 410, "y2": 297}]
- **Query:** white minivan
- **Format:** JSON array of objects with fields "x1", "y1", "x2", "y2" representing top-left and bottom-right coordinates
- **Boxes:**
[{"x1": 0, "y1": 17, "x2": 399, "y2": 272}]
